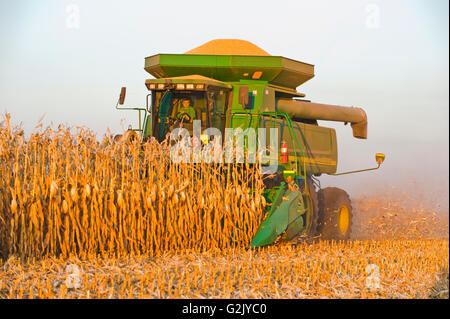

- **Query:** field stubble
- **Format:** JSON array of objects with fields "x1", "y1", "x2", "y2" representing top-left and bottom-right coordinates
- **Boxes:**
[{"x1": 0, "y1": 240, "x2": 447, "y2": 299}]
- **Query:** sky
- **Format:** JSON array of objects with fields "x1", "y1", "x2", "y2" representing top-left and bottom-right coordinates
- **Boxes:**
[{"x1": 0, "y1": 0, "x2": 448, "y2": 208}]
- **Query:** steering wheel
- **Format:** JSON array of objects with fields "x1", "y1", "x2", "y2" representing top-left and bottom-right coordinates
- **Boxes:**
[
  {"x1": 165, "y1": 117, "x2": 176, "y2": 127},
  {"x1": 176, "y1": 110, "x2": 192, "y2": 122}
]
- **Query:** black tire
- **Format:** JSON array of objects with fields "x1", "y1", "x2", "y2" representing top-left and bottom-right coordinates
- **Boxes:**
[{"x1": 317, "y1": 187, "x2": 352, "y2": 240}]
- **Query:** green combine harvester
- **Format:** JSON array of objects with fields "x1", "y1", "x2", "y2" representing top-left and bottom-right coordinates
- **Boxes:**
[{"x1": 114, "y1": 39, "x2": 385, "y2": 247}]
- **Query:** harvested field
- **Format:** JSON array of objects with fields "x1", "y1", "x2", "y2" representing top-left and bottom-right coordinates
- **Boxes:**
[
  {"x1": 352, "y1": 196, "x2": 449, "y2": 240},
  {"x1": 0, "y1": 240, "x2": 447, "y2": 299}
]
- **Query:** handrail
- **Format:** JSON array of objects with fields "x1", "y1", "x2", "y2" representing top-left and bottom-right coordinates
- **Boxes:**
[
  {"x1": 228, "y1": 111, "x2": 309, "y2": 192},
  {"x1": 115, "y1": 98, "x2": 147, "y2": 133},
  {"x1": 229, "y1": 111, "x2": 255, "y2": 130},
  {"x1": 258, "y1": 111, "x2": 308, "y2": 193}
]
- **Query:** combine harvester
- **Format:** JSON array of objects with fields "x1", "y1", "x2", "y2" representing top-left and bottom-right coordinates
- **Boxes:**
[{"x1": 114, "y1": 39, "x2": 385, "y2": 247}]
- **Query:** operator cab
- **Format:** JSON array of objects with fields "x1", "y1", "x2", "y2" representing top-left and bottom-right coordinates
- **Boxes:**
[{"x1": 145, "y1": 75, "x2": 231, "y2": 142}]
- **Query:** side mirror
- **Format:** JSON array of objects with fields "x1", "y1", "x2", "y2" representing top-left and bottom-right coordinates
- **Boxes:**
[
  {"x1": 238, "y1": 86, "x2": 249, "y2": 107},
  {"x1": 375, "y1": 153, "x2": 385, "y2": 164},
  {"x1": 119, "y1": 87, "x2": 126, "y2": 105}
]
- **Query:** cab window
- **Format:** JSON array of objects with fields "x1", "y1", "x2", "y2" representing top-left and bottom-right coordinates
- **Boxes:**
[{"x1": 208, "y1": 89, "x2": 229, "y2": 134}]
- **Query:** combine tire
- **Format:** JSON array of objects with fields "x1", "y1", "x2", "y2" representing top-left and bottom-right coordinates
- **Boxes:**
[{"x1": 317, "y1": 187, "x2": 352, "y2": 240}]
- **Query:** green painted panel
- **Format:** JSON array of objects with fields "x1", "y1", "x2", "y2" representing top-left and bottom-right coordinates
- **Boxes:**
[
  {"x1": 257, "y1": 116, "x2": 337, "y2": 175},
  {"x1": 144, "y1": 54, "x2": 314, "y2": 89}
]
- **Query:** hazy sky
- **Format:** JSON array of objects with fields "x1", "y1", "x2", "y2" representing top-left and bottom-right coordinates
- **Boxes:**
[{"x1": 0, "y1": 0, "x2": 448, "y2": 204}]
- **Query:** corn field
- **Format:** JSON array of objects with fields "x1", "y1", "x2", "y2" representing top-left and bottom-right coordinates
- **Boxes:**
[{"x1": 0, "y1": 114, "x2": 265, "y2": 260}]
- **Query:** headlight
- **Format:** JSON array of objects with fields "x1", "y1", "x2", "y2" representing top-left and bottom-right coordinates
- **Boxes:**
[
  {"x1": 186, "y1": 84, "x2": 194, "y2": 90},
  {"x1": 157, "y1": 83, "x2": 165, "y2": 90},
  {"x1": 176, "y1": 83, "x2": 185, "y2": 90}
]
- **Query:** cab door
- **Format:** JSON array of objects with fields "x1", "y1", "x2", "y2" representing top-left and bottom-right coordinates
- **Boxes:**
[{"x1": 208, "y1": 89, "x2": 230, "y2": 138}]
